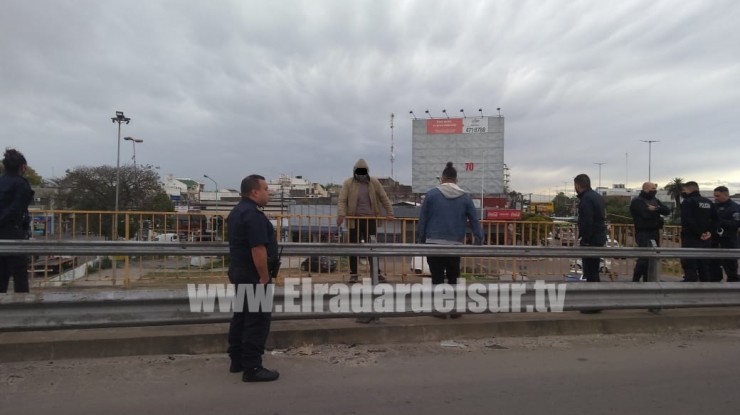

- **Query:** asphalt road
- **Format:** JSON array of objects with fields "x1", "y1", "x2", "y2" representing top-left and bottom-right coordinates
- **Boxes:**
[{"x1": 2, "y1": 329, "x2": 739, "y2": 414}]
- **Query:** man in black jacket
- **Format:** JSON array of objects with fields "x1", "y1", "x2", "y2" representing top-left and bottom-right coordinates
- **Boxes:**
[
  {"x1": 709, "y1": 186, "x2": 739, "y2": 282},
  {"x1": 575, "y1": 174, "x2": 607, "y2": 286},
  {"x1": 680, "y1": 181, "x2": 717, "y2": 282},
  {"x1": 630, "y1": 182, "x2": 671, "y2": 281},
  {"x1": 0, "y1": 148, "x2": 33, "y2": 293}
]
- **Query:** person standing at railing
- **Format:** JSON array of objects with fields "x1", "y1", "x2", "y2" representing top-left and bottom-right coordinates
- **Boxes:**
[
  {"x1": 226, "y1": 174, "x2": 279, "y2": 382},
  {"x1": 417, "y1": 162, "x2": 482, "y2": 318},
  {"x1": 709, "y1": 186, "x2": 739, "y2": 282},
  {"x1": 574, "y1": 174, "x2": 607, "y2": 313},
  {"x1": 0, "y1": 148, "x2": 33, "y2": 293},
  {"x1": 679, "y1": 181, "x2": 717, "y2": 282},
  {"x1": 336, "y1": 158, "x2": 394, "y2": 283},
  {"x1": 630, "y1": 182, "x2": 671, "y2": 282}
]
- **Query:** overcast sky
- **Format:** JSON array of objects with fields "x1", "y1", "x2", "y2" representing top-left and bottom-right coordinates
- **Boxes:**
[{"x1": 2, "y1": 0, "x2": 739, "y2": 197}]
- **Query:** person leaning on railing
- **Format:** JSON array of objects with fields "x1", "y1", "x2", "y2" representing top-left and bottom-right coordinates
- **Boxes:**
[
  {"x1": 416, "y1": 162, "x2": 483, "y2": 286},
  {"x1": 0, "y1": 148, "x2": 33, "y2": 293},
  {"x1": 336, "y1": 158, "x2": 394, "y2": 283}
]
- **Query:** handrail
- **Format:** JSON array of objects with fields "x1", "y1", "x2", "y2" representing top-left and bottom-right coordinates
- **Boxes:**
[{"x1": 1, "y1": 240, "x2": 738, "y2": 259}]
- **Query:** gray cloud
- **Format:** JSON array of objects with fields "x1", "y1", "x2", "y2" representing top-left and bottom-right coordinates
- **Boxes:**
[{"x1": 2, "y1": 0, "x2": 739, "y2": 194}]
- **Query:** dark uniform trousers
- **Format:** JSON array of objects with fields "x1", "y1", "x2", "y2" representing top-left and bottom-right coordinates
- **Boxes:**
[
  {"x1": 681, "y1": 237, "x2": 712, "y2": 282},
  {"x1": 581, "y1": 234, "x2": 607, "y2": 283},
  {"x1": 633, "y1": 229, "x2": 660, "y2": 282},
  {"x1": 228, "y1": 283, "x2": 272, "y2": 369},
  {"x1": 709, "y1": 236, "x2": 739, "y2": 282},
  {"x1": 0, "y1": 227, "x2": 29, "y2": 293}
]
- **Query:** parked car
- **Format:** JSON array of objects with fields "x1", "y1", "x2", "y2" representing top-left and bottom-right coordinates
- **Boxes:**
[{"x1": 301, "y1": 256, "x2": 338, "y2": 273}]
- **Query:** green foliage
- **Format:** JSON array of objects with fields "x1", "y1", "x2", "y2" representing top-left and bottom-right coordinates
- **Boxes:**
[
  {"x1": 551, "y1": 192, "x2": 575, "y2": 216},
  {"x1": 604, "y1": 196, "x2": 632, "y2": 224},
  {"x1": 50, "y1": 164, "x2": 171, "y2": 212},
  {"x1": 521, "y1": 213, "x2": 553, "y2": 222},
  {"x1": 0, "y1": 164, "x2": 43, "y2": 186},
  {"x1": 663, "y1": 177, "x2": 684, "y2": 222}
]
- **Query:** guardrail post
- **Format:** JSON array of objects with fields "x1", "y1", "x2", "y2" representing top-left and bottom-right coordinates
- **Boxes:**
[
  {"x1": 357, "y1": 235, "x2": 380, "y2": 324},
  {"x1": 647, "y1": 239, "x2": 660, "y2": 314},
  {"x1": 369, "y1": 235, "x2": 379, "y2": 285},
  {"x1": 647, "y1": 239, "x2": 658, "y2": 282}
]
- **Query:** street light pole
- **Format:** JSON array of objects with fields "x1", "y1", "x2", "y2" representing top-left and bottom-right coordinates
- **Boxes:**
[
  {"x1": 123, "y1": 137, "x2": 143, "y2": 170},
  {"x1": 594, "y1": 162, "x2": 606, "y2": 189},
  {"x1": 124, "y1": 137, "x2": 143, "y2": 203},
  {"x1": 203, "y1": 174, "x2": 219, "y2": 202},
  {"x1": 111, "y1": 111, "x2": 130, "y2": 237},
  {"x1": 640, "y1": 140, "x2": 660, "y2": 182}
]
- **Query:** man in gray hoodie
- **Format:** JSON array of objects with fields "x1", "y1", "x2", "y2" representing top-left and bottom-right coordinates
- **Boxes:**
[{"x1": 417, "y1": 162, "x2": 483, "y2": 288}]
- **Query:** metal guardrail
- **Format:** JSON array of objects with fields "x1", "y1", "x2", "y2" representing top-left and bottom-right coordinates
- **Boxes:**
[
  {"x1": 1, "y1": 240, "x2": 738, "y2": 331},
  {"x1": 1, "y1": 240, "x2": 739, "y2": 258},
  {"x1": 2, "y1": 283, "x2": 740, "y2": 331}
]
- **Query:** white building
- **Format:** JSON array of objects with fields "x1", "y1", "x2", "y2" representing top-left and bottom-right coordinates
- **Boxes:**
[
  {"x1": 162, "y1": 175, "x2": 202, "y2": 203},
  {"x1": 267, "y1": 174, "x2": 327, "y2": 198}
]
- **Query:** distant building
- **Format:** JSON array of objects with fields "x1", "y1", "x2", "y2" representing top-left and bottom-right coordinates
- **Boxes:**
[
  {"x1": 268, "y1": 174, "x2": 328, "y2": 198},
  {"x1": 377, "y1": 177, "x2": 413, "y2": 203},
  {"x1": 162, "y1": 175, "x2": 202, "y2": 204}
]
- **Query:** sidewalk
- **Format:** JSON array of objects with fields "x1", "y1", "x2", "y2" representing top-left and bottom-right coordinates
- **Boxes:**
[{"x1": 2, "y1": 306, "x2": 739, "y2": 363}]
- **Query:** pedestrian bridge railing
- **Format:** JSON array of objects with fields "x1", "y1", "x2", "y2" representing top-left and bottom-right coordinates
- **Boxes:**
[
  {"x1": 1, "y1": 240, "x2": 736, "y2": 290},
  {"x1": 25, "y1": 209, "x2": 694, "y2": 286},
  {"x1": 1, "y1": 241, "x2": 739, "y2": 331}
]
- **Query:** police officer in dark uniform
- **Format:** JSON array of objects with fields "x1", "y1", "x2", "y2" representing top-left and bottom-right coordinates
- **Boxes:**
[
  {"x1": 630, "y1": 182, "x2": 671, "y2": 282},
  {"x1": 0, "y1": 148, "x2": 33, "y2": 293},
  {"x1": 226, "y1": 174, "x2": 279, "y2": 382},
  {"x1": 709, "y1": 186, "x2": 740, "y2": 282},
  {"x1": 575, "y1": 173, "x2": 607, "y2": 284},
  {"x1": 679, "y1": 181, "x2": 717, "y2": 282}
]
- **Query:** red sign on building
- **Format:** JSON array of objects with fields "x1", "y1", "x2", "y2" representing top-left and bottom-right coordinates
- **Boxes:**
[
  {"x1": 485, "y1": 209, "x2": 522, "y2": 221},
  {"x1": 426, "y1": 118, "x2": 463, "y2": 134}
]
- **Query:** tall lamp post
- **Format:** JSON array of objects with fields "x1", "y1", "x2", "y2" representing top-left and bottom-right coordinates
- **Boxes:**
[
  {"x1": 124, "y1": 137, "x2": 143, "y2": 205},
  {"x1": 111, "y1": 111, "x2": 130, "y2": 238},
  {"x1": 640, "y1": 140, "x2": 660, "y2": 182},
  {"x1": 123, "y1": 137, "x2": 143, "y2": 169},
  {"x1": 203, "y1": 174, "x2": 219, "y2": 201},
  {"x1": 594, "y1": 162, "x2": 606, "y2": 189}
]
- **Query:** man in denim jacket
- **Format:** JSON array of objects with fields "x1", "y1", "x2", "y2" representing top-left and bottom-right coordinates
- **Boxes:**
[{"x1": 417, "y1": 162, "x2": 483, "y2": 286}]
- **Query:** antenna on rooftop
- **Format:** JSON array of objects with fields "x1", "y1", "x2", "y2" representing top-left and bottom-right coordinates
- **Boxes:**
[{"x1": 390, "y1": 113, "x2": 395, "y2": 181}]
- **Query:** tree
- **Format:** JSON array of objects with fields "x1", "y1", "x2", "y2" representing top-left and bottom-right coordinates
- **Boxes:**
[
  {"x1": 664, "y1": 177, "x2": 684, "y2": 223},
  {"x1": 0, "y1": 164, "x2": 43, "y2": 186},
  {"x1": 604, "y1": 196, "x2": 632, "y2": 224},
  {"x1": 552, "y1": 192, "x2": 575, "y2": 216},
  {"x1": 50, "y1": 164, "x2": 173, "y2": 212}
]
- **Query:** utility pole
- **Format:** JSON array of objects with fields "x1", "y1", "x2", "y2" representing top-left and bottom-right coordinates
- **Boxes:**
[
  {"x1": 640, "y1": 140, "x2": 660, "y2": 182},
  {"x1": 390, "y1": 113, "x2": 395, "y2": 182},
  {"x1": 594, "y1": 162, "x2": 606, "y2": 189}
]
